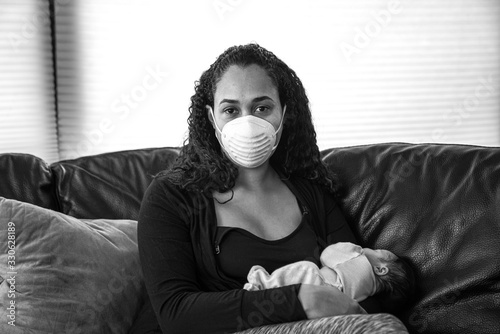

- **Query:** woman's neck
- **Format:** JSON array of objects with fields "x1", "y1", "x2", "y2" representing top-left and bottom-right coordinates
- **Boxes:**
[
  {"x1": 212, "y1": 162, "x2": 281, "y2": 204},
  {"x1": 235, "y1": 162, "x2": 279, "y2": 192}
]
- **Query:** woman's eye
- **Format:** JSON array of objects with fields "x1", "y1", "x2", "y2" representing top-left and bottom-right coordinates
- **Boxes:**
[
  {"x1": 223, "y1": 108, "x2": 237, "y2": 114},
  {"x1": 255, "y1": 106, "x2": 269, "y2": 113}
]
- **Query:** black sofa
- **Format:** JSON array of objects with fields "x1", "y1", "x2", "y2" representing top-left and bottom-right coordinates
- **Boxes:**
[{"x1": 0, "y1": 143, "x2": 499, "y2": 333}]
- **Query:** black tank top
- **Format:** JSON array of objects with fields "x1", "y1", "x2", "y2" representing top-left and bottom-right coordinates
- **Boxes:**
[{"x1": 214, "y1": 206, "x2": 321, "y2": 285}]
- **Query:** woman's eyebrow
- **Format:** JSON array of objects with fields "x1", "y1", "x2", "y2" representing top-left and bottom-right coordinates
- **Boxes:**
[
  {"x1": 219, "y1": 96, "x2": 274, "y2": 106},
  {"x1": 252, "y1": 96, "x2": 274, "y2": 103},
  {"x1": 219, "y1": 98, "x2": 239, "y2": 105}
]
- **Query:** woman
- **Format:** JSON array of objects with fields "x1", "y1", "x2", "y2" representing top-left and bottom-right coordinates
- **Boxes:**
[{"x1": 138, "y1": 43, "x2": 370, "y2": 334}]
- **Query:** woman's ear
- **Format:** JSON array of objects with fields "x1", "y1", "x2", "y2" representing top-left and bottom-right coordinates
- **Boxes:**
[{"x1": 374, "y1": 265, "x2": 389, "y2": 276}]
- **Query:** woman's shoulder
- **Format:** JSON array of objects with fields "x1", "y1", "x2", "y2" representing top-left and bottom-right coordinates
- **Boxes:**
[
  {"x1": 146, "y1": 172, "x2": 178, "y2": 191},
  {"x1": 145, "y1": 172, "x2": 197, "y2": 202},
  {"x1": 141, "y1": 171, "x2": 212, "y2": 222}
]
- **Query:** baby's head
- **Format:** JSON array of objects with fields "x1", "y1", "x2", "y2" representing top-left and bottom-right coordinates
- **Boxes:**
[{"x1": 363, "y1": 248, "x2": 416, "y2": 312}]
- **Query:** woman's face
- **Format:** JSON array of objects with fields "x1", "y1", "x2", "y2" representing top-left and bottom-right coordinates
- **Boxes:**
[{"x1": 208, "y1": 64, "x2": 284, "y2": 131}]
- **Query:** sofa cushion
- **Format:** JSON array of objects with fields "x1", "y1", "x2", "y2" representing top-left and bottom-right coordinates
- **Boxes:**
[
  {"x1": 0, "y1": 197, "x2": 145, "y2": 334},
  {"x1": 0, "y1": 153, "x2": 57, "y2": 210},
  {"x1": 50, "y1": 147, "x2": 179, "y2": 219},
  {"x1": 235, "y1": 313, "x2": 409, "y2": 334},
  {"x1": 322, "y1": 143, "x2": 500, "y2": 334}
]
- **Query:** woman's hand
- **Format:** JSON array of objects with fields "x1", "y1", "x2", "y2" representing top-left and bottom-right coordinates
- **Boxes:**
[{"x1": 298, "y1": 284, "x2": 367, "y2": 319}]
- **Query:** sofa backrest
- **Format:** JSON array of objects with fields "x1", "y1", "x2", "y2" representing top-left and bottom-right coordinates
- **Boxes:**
[
  {"x1": 1, "y1": 147, "x2": 179, "y2": 219},
  {"x1": 322, "y1": 143, "x2": 500, "y2": 334},
  {"x1": 50, "y1": 147, "x2": 180, "y2": 219},
  {"x1": 1, "y1": 143, "x2": 499, "y2": 334},
  {"x1": 0, "y1": 153, "x2": 57, "y2": 210}
]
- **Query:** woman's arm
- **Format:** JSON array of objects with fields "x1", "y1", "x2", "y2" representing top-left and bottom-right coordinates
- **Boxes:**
[
  {"x1": 298, "y1": 284, "x2": 366, "y2": 319},
  {"x1": 137, "y1": 178, "x2": 307, "y2": 333}
]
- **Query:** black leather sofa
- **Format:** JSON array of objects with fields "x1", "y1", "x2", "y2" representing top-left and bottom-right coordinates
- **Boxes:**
[{"x1": 0, "y1": 143, "x2": 499, "y2": 333}]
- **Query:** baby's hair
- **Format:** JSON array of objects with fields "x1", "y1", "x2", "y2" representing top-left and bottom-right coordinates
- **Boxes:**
[{"x1": 376, "y1": 256, "x2": 416, "y2": 314}]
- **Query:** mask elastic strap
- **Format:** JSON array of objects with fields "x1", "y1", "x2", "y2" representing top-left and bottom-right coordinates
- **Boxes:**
[
  {"x1": 211, "y1": 109, "x2": 224, "y2": 135},
  {"x1": 276, "y1": 105, "x2": 286, "y2": 133},
  {"x1": 272, "y1": 105, "x2": 287, "y2": 150}
]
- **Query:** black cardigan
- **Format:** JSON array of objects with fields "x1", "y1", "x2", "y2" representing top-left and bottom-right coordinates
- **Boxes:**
[{"x1": 138, "y1": 174, "x2": 360, "y2": 334}]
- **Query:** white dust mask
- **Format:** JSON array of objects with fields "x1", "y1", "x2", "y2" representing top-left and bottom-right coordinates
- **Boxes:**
[{"x1": 212, "y1": 107, "x2": 286, "y2": 168}]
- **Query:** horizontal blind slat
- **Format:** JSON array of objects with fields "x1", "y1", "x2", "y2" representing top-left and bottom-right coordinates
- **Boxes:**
[
  {"x1": 0, "y1": 0, "x2": 59, "y2": 162},
  {"x1": 54, "y1": 0, "x2": 499, "y2": 159}
]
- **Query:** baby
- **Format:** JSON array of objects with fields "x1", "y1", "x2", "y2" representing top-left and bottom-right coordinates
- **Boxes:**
[{"x1": 244, "y1": 242, "x2": 415, "y2": 309}]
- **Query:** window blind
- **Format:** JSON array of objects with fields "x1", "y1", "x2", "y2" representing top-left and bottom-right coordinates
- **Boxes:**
[
  {"x1": 55, "y1": 1, "x2": 186, "y2": 160},
  {"x1": 0, "y1": 0, "x2": 59, "y2": 162},
  {"x1": 306, "y1": 0, "x2": 500, "y2": 149},
  {"x1": 53, "y1": 0, "x2": 499, "y2": 160}
]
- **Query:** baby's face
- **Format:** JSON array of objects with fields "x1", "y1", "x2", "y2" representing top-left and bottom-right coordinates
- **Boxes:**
[{"x1": 363, "y1": 248, "x2": 397, "y2": 269}]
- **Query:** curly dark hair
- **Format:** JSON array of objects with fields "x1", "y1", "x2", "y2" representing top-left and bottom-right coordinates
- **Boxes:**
[
  {"x1": 376, "y1": 256, "x2": 417, "y2": 314},
  {"x1": 165, "y1": 43, "x2": 340, "y2": 197}
]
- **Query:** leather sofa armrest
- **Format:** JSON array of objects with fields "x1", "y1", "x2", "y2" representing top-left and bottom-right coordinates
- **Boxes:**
[{"x1": 234, "y1": 313, "x2": 408, "y2": 334}]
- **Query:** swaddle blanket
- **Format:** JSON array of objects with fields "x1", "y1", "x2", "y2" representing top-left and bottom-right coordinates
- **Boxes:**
[
  {"x1": 320, "y1": 242, "x2": 377, "y2": 301},
  {"x1": 244, "y1": 242, "x2": 377, "y2": 302}
]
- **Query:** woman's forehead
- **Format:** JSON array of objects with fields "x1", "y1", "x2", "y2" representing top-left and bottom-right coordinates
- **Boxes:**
[{"x1": 214, "y1": 64, "x2": 278, "y2": 103}]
